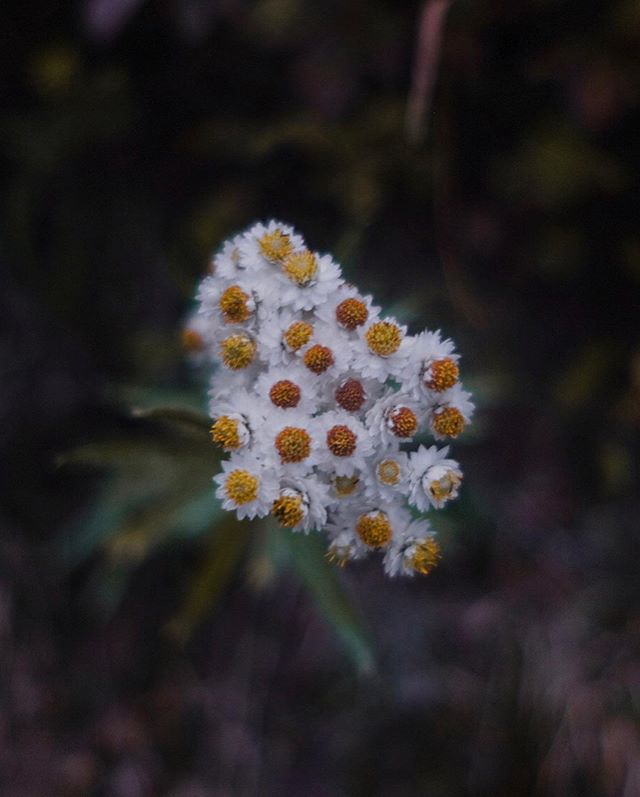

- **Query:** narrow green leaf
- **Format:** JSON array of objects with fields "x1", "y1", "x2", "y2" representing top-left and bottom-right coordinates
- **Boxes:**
[
  {"x1": 131, "y1": 405, "x2": 212, "y2": 432},
  {"x1": 272, "y1": 526, "x2": 376, "y2": 675},
  {"x1": 166, "y1": 519, "x2": 252, "y2": 644}
]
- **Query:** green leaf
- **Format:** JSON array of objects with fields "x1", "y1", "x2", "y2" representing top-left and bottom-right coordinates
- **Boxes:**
[
  {"x1": 166, "y1": 518, "x2": 252, "y2": 644},
  {"x1": 57, "y1": 408, "x2": 220, "y2": 568},
  {"x1": 270, "y1": 525, "x2": 376, "y2": 676}
]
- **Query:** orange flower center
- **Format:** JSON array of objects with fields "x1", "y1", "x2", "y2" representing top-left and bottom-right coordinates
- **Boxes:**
[
  {"x1": 274, "y1": 427, "x2": 311, "y2": 463},
  {"x1": 303, "y1": 344, "x2": 334, "y2": 374},
  {"x1": 424, "y1": 357, "x2": 459, "y2": 391},
  {"x1": 326, "y1": 425, "x2": 357, "y2": 457},
  {"x1": 388, "y1": 406, "x2": 418, "y2": 438},
  {"x1": 335, "y1": 298, "x2": 368, "y2": 330},
  {"x1": 431, "y1": 407, "x2": 465, "y2": 438},
  {"x1": 182, "y1": 328, "x2": 204, "y2": 352}
]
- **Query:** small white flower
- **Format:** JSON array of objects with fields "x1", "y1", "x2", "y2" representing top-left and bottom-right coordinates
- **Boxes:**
[
  {"x1": 255, "y1": 363, "x2": 321, "y2": 414},
  {"x1": 327, "y1": 372, "x2": 385, "y2": 415},
  {"x1": 316, "y1": 410, "x2": 375, "y2": 476},
  {"x1": 365, "y1": 391, "x2": 423, "y2": 446},
  {"x1": 296, "y1": 321, "x2": 354, "y2": 381},
  {"x1": 239, "y1": 220, "x2": 305, "y2": 271},
  {"x1": 354, "y1": 317, "x2": 414, "y2": 382},
  {"x1": 270, "y1": 476, "x2": 330, "y2": 533},
  {"x1": 208, "y1": 388, "x2": 266, "y2": 452},
  {"x1": 267, "y1": 251, "x2": 344, "y2": 313},
  {"x1": 211, "y1": 234, "x2": 245, "y2": 280},
  {"x1": 427, "y1": 383, "x2": 475, "y2": 440},
  {"x1": 197, "y1": 276, "x2": 258, "y2": 330},
  {"x1": 383, "y1": 520, "x2": 438, "y2": 577},
  {"x1": 401, "y1": 329, "x2": 458, "y2": 398},
  {"x1": 314, "y1": 283, "x2": 380, "y2": 333},
  {"x1": 363, "y1": 449, "x2": 410, "y2": 502},
  {"x1": 257, "y1": 309, "x2": 316, "y2": 367},
  {"x1": 214, "y1": 453, "x2": 279, "y2": 520},
  {"x1": 255, "y1": 409, "x2": 319, "y2": 475},
  {"x1": 408, "y1": 444, "x2": 463, "y2": 511}
]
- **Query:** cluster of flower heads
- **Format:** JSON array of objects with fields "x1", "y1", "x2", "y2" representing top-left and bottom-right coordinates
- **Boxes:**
[{"x1": 183, "y1": 221, "x2": 474, "y2": 577}]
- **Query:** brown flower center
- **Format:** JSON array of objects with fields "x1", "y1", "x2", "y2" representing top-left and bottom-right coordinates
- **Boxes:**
[
  {"x1": 335, "y1": 378, "x2": 366, "y2": 412},
  {"x1": 269, "y1": 379, "x2": 301, "y2": 408}
]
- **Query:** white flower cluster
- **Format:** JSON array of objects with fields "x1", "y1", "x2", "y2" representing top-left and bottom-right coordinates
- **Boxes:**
[{"x1": 184, "y1": 221, "x2": 474, "y2": 577}]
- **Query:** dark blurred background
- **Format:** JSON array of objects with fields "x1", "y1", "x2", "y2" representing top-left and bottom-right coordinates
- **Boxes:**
[{"x1": 2, "y1": 1, "x2": 639, "y2": 795}]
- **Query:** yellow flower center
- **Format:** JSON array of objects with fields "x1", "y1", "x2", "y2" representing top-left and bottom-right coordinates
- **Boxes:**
[
  {"x1": 431, "y1": 406, "x2": 465, "y2": 438},
  {"x1": 219, "y1": 284, "x2": 252, "y2": 323},
  {"x1": 410, "y1": 538, "x2": 441, "y2": 575},
  {"x1": 271, "y1": 491, "x2": 306, "y2": 528},
  {"x1": 325, "y1": 544, "x2": 352, "y2": 568},
  {"x1": 365, "y1": 321, "x2": 402, "y2": 357},
  {"x1": 210, "y1": 416, "x2": 241, "y2": 450},
  {"x1": 225, "y1": 469, "x2": 259, "y2": 505},
  {"x1": 283, "y1": 321, "x2": 314, "y2": 352},
  {"x1": 356, "y1": 511, "x2": 392, "y2": 548},
  {"x1": 219, "y1": 334, "x2": 256, "y2": 370},
  {"x1": 333, "y1": 475, "x2": 360, "y2": 497},
  {"x1": 181, "y1": 328, "x2": 204, "y2": 352},
  {"x1": 377, "y1": 459, "x2": 401, "y2": 486},
  {"x1": 259, "y1": 229, "x2": 293, "y2": 262},
  {"x1": 428, "y1": 471, "x2": 462, "y2": 503},
  {"x1": 303, "y1": 344, "x2": 334, "y2": 374},
  {"x1": 274, "y1": 426, "x2": 311, "y2": 463},
  {"x1": 282, "y1": 250, "x2": 317, "y2": 286},
  {"x1": 269, "y1": 379, "x2": 301, "y2": 408},
  {"x1": 424, "y1": 357, "x2": 459, "y2": 392},
  {"x1": 388, "y1": 406, "x2": 418, "y2": 438},
  {"x1": 326, "y1": 425, "x2": 357, "y2": 457},
  {"x1": 335, "y1": 378, "x2": 366, "y2": 412},
  {"x1": 335, "y1": 298, "x2": 368, "y2": 330}
]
